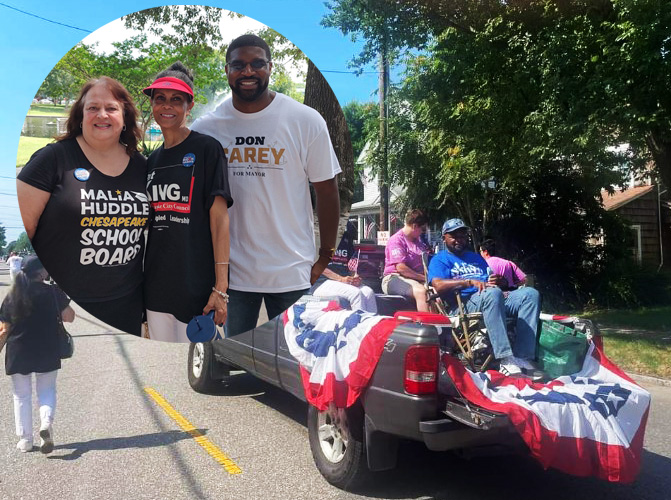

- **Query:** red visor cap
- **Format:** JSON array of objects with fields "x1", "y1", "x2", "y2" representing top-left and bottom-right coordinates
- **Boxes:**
[{"x1": 142, "y1": 77, "x2": 194, "y2": 98}]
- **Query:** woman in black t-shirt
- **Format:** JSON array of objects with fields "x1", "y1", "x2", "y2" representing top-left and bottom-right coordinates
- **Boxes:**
[
  {"x1": 17, "y1": 77, "x2": 149, "y2": 335},
  {"x1": 0, "y1": 256, "x2": 75, "y2": 454},
  {"x1": 142, "y1": 62, "x2": 233, "y2": 342}
]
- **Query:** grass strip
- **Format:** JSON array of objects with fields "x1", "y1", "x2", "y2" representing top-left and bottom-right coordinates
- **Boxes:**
[{"x1": 16, "y1": 136, "x2": 54, "y2": 167}]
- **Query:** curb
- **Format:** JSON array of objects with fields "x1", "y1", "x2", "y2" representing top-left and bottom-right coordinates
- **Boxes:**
[{"x1": 628, "y1": 373, "x2": 671, "y2": 388}]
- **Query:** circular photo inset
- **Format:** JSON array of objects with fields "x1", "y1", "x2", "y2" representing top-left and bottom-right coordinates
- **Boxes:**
[{"x1": 16, "y1": 5, "x2": 352, "y2": 342}]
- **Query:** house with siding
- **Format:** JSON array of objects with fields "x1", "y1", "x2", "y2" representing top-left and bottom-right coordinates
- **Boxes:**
[
  {"x1": 600, "y1": 183, "x2": 670, "y2": 268},
  {"x1": 348, "y1": 143, "x2": 405, "y2": 243}
]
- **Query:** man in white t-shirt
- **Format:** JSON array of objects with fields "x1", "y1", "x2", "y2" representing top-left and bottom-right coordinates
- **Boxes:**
[
  {"x1": 191, "y1": 34, "x2": 341, "y2": 336},
  {"x1": 7, "y1": 252, "x2": 23, "y2": 283}
]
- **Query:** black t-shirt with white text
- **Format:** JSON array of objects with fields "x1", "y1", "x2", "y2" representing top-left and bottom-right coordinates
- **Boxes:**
[
  {"x1": 1, "y1": 282, "x2": 70, "y2": 375},
  {"x1": 17, "y1": 139, "x2": 149, "y2": 302},
  {"x1": 144, "y1": 131, "x2": 233, "y2": 323}
]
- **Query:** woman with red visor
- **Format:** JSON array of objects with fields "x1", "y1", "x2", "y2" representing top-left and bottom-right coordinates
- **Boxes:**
[{"x1": 142, "y1": 62, "x2": 233, "y2": 342}]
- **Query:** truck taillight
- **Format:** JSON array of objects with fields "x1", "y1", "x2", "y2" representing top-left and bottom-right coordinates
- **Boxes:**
[{"x1": 404, "y1": 345, "x2": 439, "y2": 395}]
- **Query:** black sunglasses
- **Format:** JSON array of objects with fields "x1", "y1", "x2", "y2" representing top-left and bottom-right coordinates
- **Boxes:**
[{"x1": 227, "y1": 59, "x2": 270, "y2": 72}]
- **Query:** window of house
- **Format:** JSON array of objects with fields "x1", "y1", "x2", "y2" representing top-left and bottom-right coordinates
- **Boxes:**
[{"x1": 630, "y1": 224, "x2": 642, "y2": 264}]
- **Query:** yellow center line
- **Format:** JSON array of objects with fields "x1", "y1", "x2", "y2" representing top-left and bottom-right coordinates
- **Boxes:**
[{"x1": 144, "y1": 387, "x2": 242, "y2": 475}]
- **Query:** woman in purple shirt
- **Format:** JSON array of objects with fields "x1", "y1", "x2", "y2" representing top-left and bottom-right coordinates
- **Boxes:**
[{"x1": 381, "y1": 209, "x2": 431, "y2": 311}]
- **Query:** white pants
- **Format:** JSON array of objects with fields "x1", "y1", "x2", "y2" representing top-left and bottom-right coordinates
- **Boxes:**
[
  {"x1": 146, "y1": 310, "x2": 189, "y2": 343},
  {"x1": 11, "y1": 370, "x2": 58, "y2": 440},
  {"x1": 313, "y1": 280, "x2": 378, "y2": 313}
]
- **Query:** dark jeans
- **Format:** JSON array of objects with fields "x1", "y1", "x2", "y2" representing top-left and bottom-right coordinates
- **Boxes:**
[{"x1": 226, "y1": 288, "x2": 309, "y2": 337}]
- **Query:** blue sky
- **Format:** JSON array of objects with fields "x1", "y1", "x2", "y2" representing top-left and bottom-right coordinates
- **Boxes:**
[{"x1": 0, "y1": 0, "x2": 382, "y2": 243}]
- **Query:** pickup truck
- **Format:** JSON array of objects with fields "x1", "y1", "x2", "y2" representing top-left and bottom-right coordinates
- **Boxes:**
[{"x1": 186, "y1": 298, "x2": 588, "y2": 490}]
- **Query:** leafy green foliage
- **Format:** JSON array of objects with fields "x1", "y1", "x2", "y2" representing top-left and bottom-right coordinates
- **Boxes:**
[
  {"x1": 324, "y1": 0, "x2": 671, "y2": 307},
  {"x1": 36, "y1": 68, "x2": 79, "y2": 102},
  {"x1": 122, "y1": 6, "x2": 230, "y2": 49},
  {"x1": 322, "y1": 0, "x2": 435, "y2": 69},
  {"x1": 342, "y1": 101, "x2": 378, "y2": 161},
  {"x1": 10, "y1": 233, "x2": 34, "y2": 255},
  {"x1": 269, "y1": 69, "x2": 304, "y2": 103},
  {"x1": 0, "y1": 224, "x2": 6, "y2": 251}
]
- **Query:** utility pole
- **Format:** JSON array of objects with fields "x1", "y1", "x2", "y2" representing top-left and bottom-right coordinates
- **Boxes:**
[{"x1": 378, "y1": 35, "x2": 390, "y2": 232}]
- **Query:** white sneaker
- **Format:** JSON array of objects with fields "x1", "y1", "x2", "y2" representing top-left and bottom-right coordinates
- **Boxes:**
[
  {"x1": 499, "y1": 356, "x2": 522, "y2": 375},
  {"x1": 16, "y1": 438, "x2": 33, "y2": 452},
  {"x1": 514, "y1": 357, "x2": 536, "y2": 370},
  {"x1": 39, "y1": 426, "x2": 54, "y2": 454}
]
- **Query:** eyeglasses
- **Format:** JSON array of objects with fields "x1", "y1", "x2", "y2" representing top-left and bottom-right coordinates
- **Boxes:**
[{"x1": 227, "y1": 59, "x2": 270, "y2": 72}]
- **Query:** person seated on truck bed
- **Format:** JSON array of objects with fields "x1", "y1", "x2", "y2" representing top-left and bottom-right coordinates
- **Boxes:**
[
  {"x1": 381, "y1": 209, "x2": 432, "y2": 312},
  {"x1": 479, "y1": 238, "x2": 526, "y2": 291},
  {"x1": 311, "y1": 267, "x2": 378, "y2": 313},
  {"x1": 427, "y1": 218, "x2": 541, "y2": 375}
]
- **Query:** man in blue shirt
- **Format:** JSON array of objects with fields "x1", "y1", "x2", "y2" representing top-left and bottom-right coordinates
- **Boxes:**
[{"x1": 428, "y1": 218, "x2": 541, "y2": 375}]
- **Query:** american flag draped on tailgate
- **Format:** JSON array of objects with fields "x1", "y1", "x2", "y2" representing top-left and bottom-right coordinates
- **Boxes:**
[
  {"x1": 283, "y1": 300, "x2": 398, "y2": 411},
  {"x1": 443, "y1": 343, "x2": 651, "y2": 483}
]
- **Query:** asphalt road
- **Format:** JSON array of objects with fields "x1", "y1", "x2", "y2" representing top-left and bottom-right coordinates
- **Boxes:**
[{"x1": 0, "y1": 264, "x2": 670, "y2": 499}]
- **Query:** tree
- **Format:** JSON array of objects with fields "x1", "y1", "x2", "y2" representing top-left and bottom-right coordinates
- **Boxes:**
[
  {"x1": 323, "y1": 0, "x2": 671, "y2": 306},
  {"x1": 0, "y1": 224, "x2": 6, "y2": 251},
  {"x1": 12, "y1": 232, "x2": 33, "y2": 254},
  {"x1": 36, "y1": 67, "x2": 79, "y2": 102},
  {"x1": 39, "y1": 44, "x2": 99, "y2": 101},
  {"x1": 304, "y1": 59, "x2": 355, "y2": 213},
  {"x1": 342, "y1": 101, "x2": 378, "y2": 162},
  {"x1": 45, "y1": 33, "x2": 229, "y2": 148},
  {"x1": 342, "y1": 100, "x2": 378, "y2": 203},
  {"x1": 325, "y1": 0, "x2": 671, "y2": 193},
  {"x1": 122, "y1": 6, "x2": 230, "y2": 48},
  {"x1": 322, "y1": 0, "x2": 434, "y2": 68},
  {"x1": 324, "y1": 0, "x2": 432, "y2": 229}
]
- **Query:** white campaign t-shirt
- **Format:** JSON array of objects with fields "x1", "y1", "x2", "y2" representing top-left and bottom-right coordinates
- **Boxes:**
[{"x1": 191, "y1": 93, "x2": 341, "y2": 292}]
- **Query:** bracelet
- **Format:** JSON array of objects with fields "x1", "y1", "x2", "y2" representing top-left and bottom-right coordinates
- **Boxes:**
[
  {"x1": 211, "y1": 287, "x2": 229, "y2": 303},
  {"x1": 318, "y1": 247, "x2": 335, "y2": 259},
  {"x1": 215, "y1": 262, "x2": 229, "y2": 265}
]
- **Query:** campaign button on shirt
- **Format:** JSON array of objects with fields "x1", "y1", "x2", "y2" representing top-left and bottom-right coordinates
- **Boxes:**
[
  {"x1": 74, "y1": 168, "x2": 90, "y2": 181},
  {"x1": 182, "y1": 153, "x2": 195, "y2": 167}
]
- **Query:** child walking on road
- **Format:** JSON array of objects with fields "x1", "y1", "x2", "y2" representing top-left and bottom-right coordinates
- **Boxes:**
[{"x1": 0, "y1": 256, "x2": 75, "y2": 453}]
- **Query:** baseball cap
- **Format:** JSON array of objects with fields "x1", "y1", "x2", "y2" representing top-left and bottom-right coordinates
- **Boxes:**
[
  {"x1": 21, "y1": 255, "x2": 44, "y2": 275},
  {"x1": 142, "y1": 77, "x2": 194, "y2": 98},
  {"x1": 442, "y1": 218, "x2": 469, "y2": 234}
]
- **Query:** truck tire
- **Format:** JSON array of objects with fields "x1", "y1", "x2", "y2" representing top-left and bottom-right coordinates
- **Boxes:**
[
  {"x1": 187, "y1": 342, "x2": 222, "y2": 394},
  {"x1": 307, "y1": 403, "x2": 368, "y2": 490}
]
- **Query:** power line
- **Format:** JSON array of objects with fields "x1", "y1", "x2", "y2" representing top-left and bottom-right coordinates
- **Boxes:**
[
  {"x1": 0, "y1": 3, "x2": 395, "y2": 79},
  {"x1": 321, "y1": 70, "x2": 381, "y2": 74},
  {"x1": 0, "y1": 4, "x2": 388, "y2": 79},
  {"x1": 0, "y1": 2, "x2": 92, "y2": 33}
]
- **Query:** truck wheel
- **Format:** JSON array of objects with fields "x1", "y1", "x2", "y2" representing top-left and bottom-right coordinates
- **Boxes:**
[
  {"x1": 187, "y1": 342, "x2": 222, "y2": 394},
  {"x1": 308, "y1": 404, "x2": 368, "y2": 490}
]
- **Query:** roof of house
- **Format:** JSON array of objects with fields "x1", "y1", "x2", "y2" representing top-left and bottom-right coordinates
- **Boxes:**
[{"x1": 601, "y1": 185, "x2": 655, "y2": 211}]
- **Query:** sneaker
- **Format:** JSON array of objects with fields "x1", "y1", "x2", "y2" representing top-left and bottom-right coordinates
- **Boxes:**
[
  {"x1": 514, "y1": 357, "x2": 536, "y2": 370},
  {"x1": 16, "y1": 438, "x2": 33, "y2": 453},
  {"x1": 39, "y1": 426, "x2": 54, "y2": 454},
  {"x1": 499, "y1": 356, "x2": 522, "y2": 375}
]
